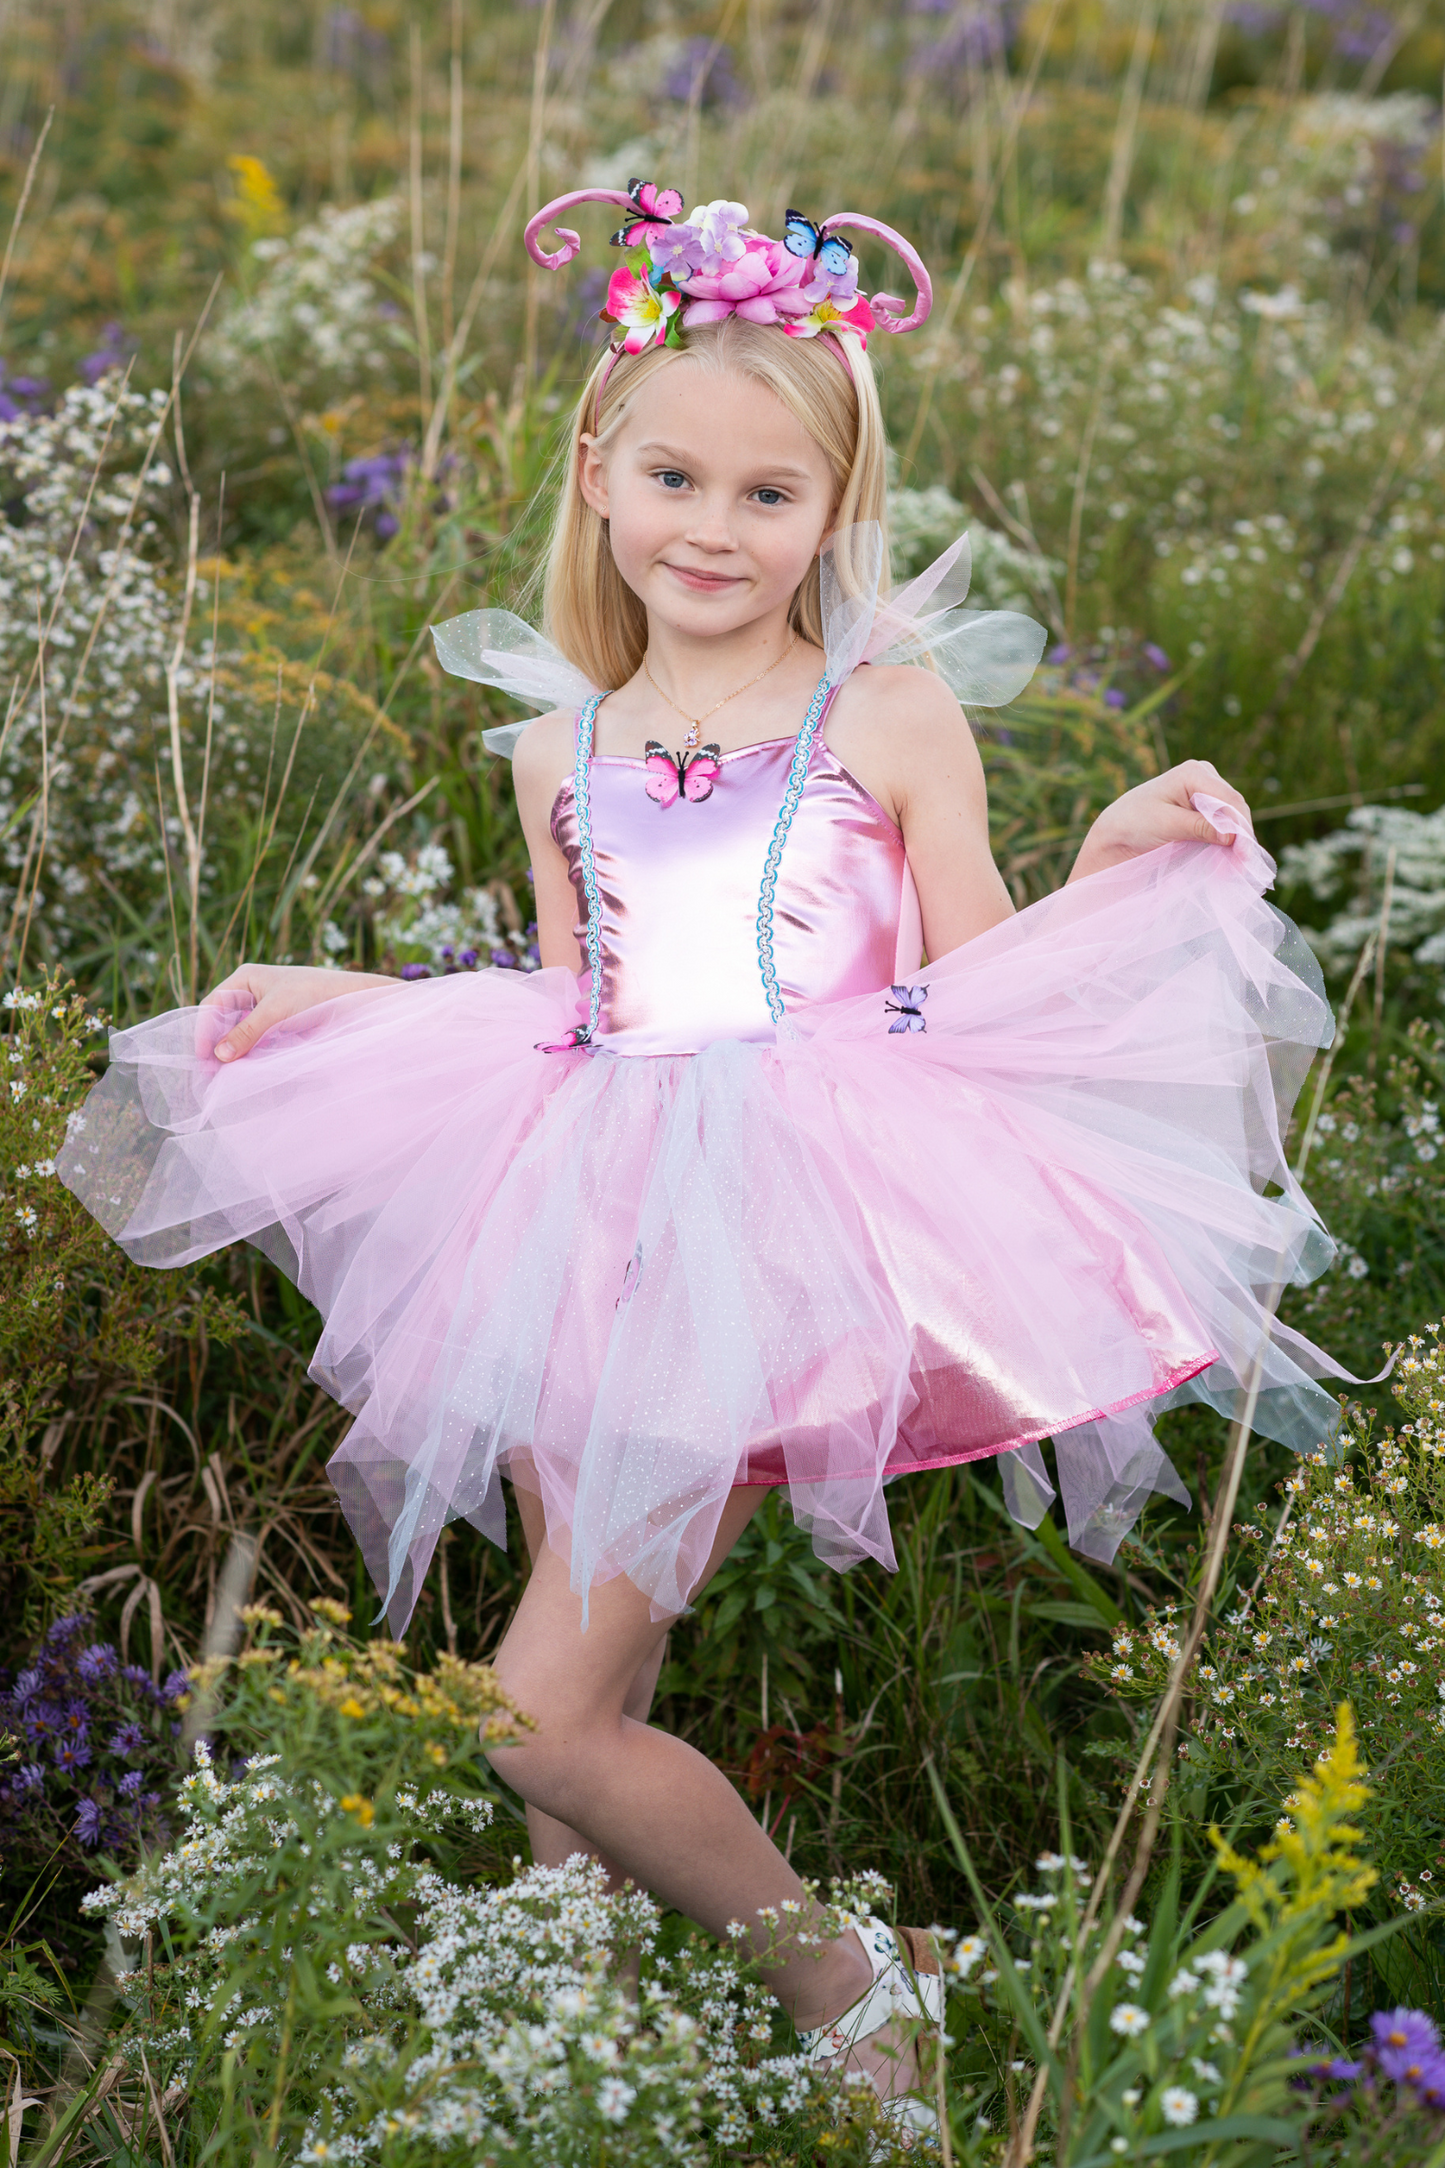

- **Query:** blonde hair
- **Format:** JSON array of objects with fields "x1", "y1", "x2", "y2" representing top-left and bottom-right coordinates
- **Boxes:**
[{"x1": 541, "y1": 319, "x2": 890, "y2": 691}]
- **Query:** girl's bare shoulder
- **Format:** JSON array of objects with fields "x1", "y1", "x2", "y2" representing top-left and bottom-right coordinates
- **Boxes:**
[
  {"x1": 831, "y1": 662, "x2": 977, "y2": 764},
  {"x1": 510, "y1": 708, "x2": 578, "y2": 794}
]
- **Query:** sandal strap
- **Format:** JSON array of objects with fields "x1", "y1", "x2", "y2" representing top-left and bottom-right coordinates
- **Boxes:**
[{"x1": 797, "y1": 1917, "x2": 944, "y2": 2062}]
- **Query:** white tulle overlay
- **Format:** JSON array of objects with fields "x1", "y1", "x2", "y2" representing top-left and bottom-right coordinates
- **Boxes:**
[{"x1": 59, "y1": 799, "x2": 1344, "y2": 1630}]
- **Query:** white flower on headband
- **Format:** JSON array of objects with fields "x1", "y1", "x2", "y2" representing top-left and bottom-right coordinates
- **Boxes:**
[{"x1": 690, "y1": 200, "x2": 750, "y2": 277}]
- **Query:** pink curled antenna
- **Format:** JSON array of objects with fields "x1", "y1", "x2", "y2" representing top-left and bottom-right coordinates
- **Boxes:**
[
  {"x1": 819, "y1": 214, "x2": 933, "y2": 334},
  {"x1": 525, "y1": 190, "x2": 637, "y2": 271}
]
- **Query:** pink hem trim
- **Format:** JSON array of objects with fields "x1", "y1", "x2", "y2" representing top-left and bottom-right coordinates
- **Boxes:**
[{"x1": 734, "y1": 1349, "x2": 1220, "y2": 1489}]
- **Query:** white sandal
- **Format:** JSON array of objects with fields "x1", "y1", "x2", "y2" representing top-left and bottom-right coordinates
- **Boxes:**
[{"x1": 797, "y1": 1916, "x2": 944, "y2": 2155}]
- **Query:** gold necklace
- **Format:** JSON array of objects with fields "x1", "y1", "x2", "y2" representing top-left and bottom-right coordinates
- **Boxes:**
[{"x1": 643, "y1": 634, "x2": 796, "y2": 749}]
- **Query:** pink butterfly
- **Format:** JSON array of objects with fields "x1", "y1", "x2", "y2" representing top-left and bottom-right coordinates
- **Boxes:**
[
  {"x1": 612, "y1": 178, "x2": 685, "y2": 251},
  {"x1": 643, "y1": 740, "x2": 722, "y2": 807}
]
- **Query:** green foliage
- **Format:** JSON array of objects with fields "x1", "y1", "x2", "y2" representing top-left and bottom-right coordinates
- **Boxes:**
[
  {"x1": 1282, "y1": 1023, "x2": 1445, "y2": 1379},
  {"x1": 70, "y1": 1603, "x2": 857, "y2": 2168},
  {"x1": 930, "y1": 1709, "x2": 1397, "y2": 2164},
  {"x1": 1092, "y1": 1328, "x2": 1445, "y2": 1920}
]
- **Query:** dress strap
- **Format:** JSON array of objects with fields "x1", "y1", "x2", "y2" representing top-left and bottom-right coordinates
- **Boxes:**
[
  {"x1": 573, "y1": 694, "x2": 607, "y2": 1045},
  {"x1": 755, "y1": 673, "x2": 834, "y2": 1027}
]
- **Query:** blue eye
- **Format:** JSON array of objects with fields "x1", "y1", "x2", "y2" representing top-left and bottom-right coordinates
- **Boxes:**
[
  {"x1": 657, "y1": 470, "x2": 688, "y2": 489},
  {"x1": 755, "y1": 488, "x2": 786, "y2": 505}
]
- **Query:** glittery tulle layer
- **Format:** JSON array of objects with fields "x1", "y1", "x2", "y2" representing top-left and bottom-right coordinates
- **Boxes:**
[{"x1": 59, "y1": 809, "x2": 1341, "y2": 1630}]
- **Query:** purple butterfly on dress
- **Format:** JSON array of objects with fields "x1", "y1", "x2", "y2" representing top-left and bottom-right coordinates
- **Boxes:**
[
  {"x1": 884, "y1": 984, "x2": 928, "y2": 1033},
  {"x1": 643, "y1": 740, "x2": 722, "y2": 807}
]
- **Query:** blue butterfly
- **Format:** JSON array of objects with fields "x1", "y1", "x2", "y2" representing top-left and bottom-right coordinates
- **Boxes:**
[
  {"x1": 885, "y1": 984, "x2": 928, "y2": 1034},
  {"x1": 783, "y1": 210, "x2": 854, "y2": 279}
]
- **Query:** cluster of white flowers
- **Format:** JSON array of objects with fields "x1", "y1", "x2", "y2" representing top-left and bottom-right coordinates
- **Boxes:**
[
  {"x1": 940, "y1": 1856, "x2": 1243, "y2": 2146},
  {"x1": 358, "y1": 843, "x2": 537, "y2": 974},
  {"x1": 908, "y1": 205, "x2": 1445, "y2": 653},
  {"x1": 0, "y1": 380, "x2": 352, "y2": 972},
  {"x1": 887, "y1": 471, "x2": 1059, "y2": 615},
  {"x1": 1280, "y1": 803, "x2": 1445, "y2": 981},
  {"x1": 203, "y1": 197, "x2": 408, "y2": 395},
  {"x1": 84, "y1": 1741, "x2": 831, "y2": 2164}
]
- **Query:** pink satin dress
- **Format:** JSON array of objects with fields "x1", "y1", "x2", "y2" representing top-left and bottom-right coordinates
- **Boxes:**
[
  {"x1": 59, "y1": 692, "x2": 1343, "y2": 1631},
  {"x1": 552, "y1": 727, "x2": 922, "y2": 1056}
]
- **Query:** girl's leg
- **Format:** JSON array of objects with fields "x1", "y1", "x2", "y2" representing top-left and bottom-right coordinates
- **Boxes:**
[
  {"x1": 511, "y1": 1482, "x2": 668, "y2": 1887},
  {"x1": 486, "y1": 1488, "x2": 918, "y2": 2093}
]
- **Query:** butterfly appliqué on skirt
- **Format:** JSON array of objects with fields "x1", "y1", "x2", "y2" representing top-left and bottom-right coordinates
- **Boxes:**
[
  {"x1": 643, "y1": 741, "x2": 722, "y2": 807},
  {"x1": 884, "y1": 984, "x2": 928, "y2": 1033}
]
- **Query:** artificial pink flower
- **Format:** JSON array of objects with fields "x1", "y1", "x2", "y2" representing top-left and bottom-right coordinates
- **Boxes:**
[
  {"x1": 678, "y1": 241, "x2": 811, "y2": 329},
  {"x1": 603, "y1": 264, "x2": 681, "y2": 353},
  {"x1": 785, "y1": 293, "x2": 876, "y2": 342}
]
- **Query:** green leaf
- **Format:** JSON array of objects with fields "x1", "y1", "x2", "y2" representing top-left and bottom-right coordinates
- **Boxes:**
[
  {"x1": 1071, "y1": 2114, "x2": 1300, "y2": 2167},
  {"x1": 1032, "y1": 1511, "x2": 1123, "y2": 1627},
  {"x1": 1028, "y1": 1599, "x2": 1115, "y2": 1629}
]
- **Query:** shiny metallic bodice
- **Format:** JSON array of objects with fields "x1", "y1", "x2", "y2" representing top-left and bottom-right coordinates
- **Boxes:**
[{"x1": 551, "y1": 726, "x2": 920, "y2": 1057}]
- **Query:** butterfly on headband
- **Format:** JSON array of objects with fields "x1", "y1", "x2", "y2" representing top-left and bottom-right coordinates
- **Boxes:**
[
  {"x1": 643, "y1": 741, "x2": 722, "y2": 808},
  {"x1": 783, "y1": 210, "x2": 854, "y2": 279},
  {"x1": 612, "y1": 178, "x2": 685, "y2": 251},
  {"x1": 884, "y1": 984, "x2": 928, "y2": 1034}
]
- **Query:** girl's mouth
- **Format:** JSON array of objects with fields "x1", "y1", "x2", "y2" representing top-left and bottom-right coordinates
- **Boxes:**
[{"x1": 664, "y1": 564, "x2": 745, "y2": 593}]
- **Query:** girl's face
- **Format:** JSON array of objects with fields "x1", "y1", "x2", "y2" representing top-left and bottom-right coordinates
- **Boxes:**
[{"x1": 578, "y1": 362, "x2": 836, "y2": 641}]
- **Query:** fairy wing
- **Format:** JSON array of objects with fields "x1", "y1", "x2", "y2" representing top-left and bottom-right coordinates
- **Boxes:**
[
  {"x1": 819, "y1": 523, "x2": 1047, "y2": 708},
  {"x1": 429, "y1": 609, "x2": 601, "y2": 757}
]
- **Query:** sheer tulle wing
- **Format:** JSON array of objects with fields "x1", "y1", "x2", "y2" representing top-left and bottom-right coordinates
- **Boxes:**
[
  {"x1": 821, "y1": 523, "x2": 1047, "y2": 707},
  {"x1": 430, "y1": 609, "x2": 600, "y2": 757}
]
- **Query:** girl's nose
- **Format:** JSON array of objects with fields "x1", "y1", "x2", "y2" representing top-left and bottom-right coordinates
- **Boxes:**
[{"x1": 683, "y1": 499, "x2": 738, "y2": 552}]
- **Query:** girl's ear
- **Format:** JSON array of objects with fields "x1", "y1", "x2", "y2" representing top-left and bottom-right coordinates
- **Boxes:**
[{"x1": 577, "y1": 434, "x2": 611, "y2": 520}]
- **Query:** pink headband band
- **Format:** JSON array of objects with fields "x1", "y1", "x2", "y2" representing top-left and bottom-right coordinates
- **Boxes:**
[{"x1": 523, "y1": 184, "x2": 933, "y2": 428}]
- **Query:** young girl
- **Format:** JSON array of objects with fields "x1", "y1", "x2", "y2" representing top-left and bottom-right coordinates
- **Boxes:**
[{"x1": 59, "y1": 189, "x2": 1344, "y2": 2138}]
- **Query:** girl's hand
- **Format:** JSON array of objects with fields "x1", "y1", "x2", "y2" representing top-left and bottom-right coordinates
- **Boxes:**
[
  {"x1": 1067, "y1": 760, "x2": 1251, "y2": 884},
  {"x1": 202, "y1": 963, "x2": 400, "y2": 1062}
]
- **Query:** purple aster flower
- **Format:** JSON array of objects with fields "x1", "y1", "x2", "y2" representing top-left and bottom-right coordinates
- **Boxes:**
[
  {"x1": 660, "y1": 36, "x2": 744, "y2": 108},
  {"x1": 1142, "y1": 642, "x2": 1171, "y2": 672},
  {"x1": 1046, "y1": 643, "x2": 1072, "y2": 664},
  {"x1": 53, "y1": 1736, "x2": 92, "y2": 1771},
  {"x1": 77, "y1": 323, "x2": 130, "y2": 385},
  {"x1": 23, "y1": 1702, "x2": 62, "y2": 1744},
  {"x1": 399, "y1": 962, "x2": 430, "y2": 980},
  {"x1": 458, "y1": 948, "x2": 479, "y2": 969},
  {"x1": 45, "y1": 1615, "x2": 85, "y2": 1651},
  {"x1": 107, "y1": 1721, "x2": 147, "y2": 1758},
  {"x1": 61, "y1": 1700, "x2": 91, "y2": 1735},
  {"x1": 10, "y1": 1667, "x2": 41, "y2": 1704},
  {"x1": 1412, "y1": 2052, "x2": 1445, "y2": 2109},
  {"x1": 14, "y1": 1762, "x2": 44, "y2": 1794},
  {"x1": 489, "y1": 947, "x2": 516, "y2": 969},
  {"x1": 117, "y1": 1769, "x2": 144, "y2": 1798},
  {"x1": 73, "y1": 1797, "x2": 104, "y2": 1847},
  {"x1": 121, "y1": 1663, "x2": 154, "y2": 1695},
  {"x1": 1104, "y1": 687, "x2": 1127, "y2": 708},
  {"x1": 1372, "y1": 2008, "x2": 1440, "y2": 2084},
  {"x1": 160, "y1": 1669, "x2": 190, "y2": 1704},
  {"x1": 76, "y1": 1642, "x2": 118, "y2": 1684}
]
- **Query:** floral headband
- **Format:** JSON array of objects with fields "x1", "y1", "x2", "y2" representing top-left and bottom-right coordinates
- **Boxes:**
[{"x1": 524, "y1": 181, "x2": 933, "y2": 419}]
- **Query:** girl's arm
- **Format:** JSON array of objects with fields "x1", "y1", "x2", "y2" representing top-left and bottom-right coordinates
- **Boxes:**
[
  {"x1": 512, "y1": 710, "x2": 585, "y2": 973},
  {"x1": 829, "y1": 666, "x2": 1253, "y2": 964}
]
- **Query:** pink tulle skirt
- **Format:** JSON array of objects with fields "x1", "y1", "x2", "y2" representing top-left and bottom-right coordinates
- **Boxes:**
[{"x1": 59, "y1": 813, "x2": 1343, "y2": 1629}]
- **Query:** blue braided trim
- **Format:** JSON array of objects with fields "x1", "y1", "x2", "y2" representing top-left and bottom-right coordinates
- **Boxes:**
[
  {"x1": 573, "y1": 693, "x2": 607, "y2": 1044},
  {"x1": 755, "y1": 674, "x2": 831, "y2": 1026}
]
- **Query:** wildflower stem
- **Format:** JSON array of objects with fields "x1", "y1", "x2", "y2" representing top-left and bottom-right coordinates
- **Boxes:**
[{"x1": 1013, "y1": 1262, "x2": 1289, "y2": 2166}]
